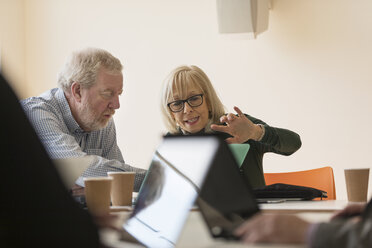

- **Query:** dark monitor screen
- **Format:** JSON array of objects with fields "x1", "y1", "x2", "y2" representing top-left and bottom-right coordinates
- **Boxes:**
[{"x1": 197, "y1": 135, "x2": 260, "y2": 238}]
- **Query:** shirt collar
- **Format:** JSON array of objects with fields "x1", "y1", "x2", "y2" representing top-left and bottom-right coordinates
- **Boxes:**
[{"x1": 55, "y1": 88, "x2": 86, "y2": 134}]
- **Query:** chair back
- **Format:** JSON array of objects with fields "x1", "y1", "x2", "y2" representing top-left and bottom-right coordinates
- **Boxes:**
[{"x1": 264, "y1": 166, "x2": 336, "y2": 200}]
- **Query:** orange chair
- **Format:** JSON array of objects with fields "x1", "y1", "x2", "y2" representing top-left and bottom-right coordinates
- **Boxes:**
[{"x1": 264, "y1": 167, "x2": 336, "y2": 200}]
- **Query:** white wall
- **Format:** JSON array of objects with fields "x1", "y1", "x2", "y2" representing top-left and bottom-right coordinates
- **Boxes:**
[
  {"x1": 0, "y1": 0, "x2": 25, "y2": 97},
  {"x1": 5, "y1": 0, "x2": 372, "y2": 200}
]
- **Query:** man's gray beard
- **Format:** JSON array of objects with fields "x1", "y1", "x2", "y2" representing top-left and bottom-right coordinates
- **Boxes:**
[
  {"x1": 85, "y1": 117, "x2": 109, "y2": 131},
  {"x1": 79, "y1": 105, "x2": 109, "y2": 131}
]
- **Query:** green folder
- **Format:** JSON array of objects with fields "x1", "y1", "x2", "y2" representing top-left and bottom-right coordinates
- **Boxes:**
[{"x1": 228, "y1": 144, "x2": 250, "y2": 168}]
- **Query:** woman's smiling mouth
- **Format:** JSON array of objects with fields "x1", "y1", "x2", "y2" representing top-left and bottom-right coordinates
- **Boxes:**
[{"x1": 184, "y1": 116, "x2": 199, "y2": 125}]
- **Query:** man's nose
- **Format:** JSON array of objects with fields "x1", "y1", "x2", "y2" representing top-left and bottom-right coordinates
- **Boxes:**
[{"x1": 109, "y1": 95, "x2": 120, "y2": 109}]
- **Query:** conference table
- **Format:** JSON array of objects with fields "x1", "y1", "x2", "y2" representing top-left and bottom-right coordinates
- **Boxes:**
[
  {"x1": 102, "y1": 200, "x2": 349, "y2": 247},
  {"x1": 259, "y1": 199, "x2": 348, "y2": 213}
]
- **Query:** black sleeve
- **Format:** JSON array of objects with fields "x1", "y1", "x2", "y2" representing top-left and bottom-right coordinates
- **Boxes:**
[
  {"x1": 245, "y1": 114, "x2": 302, "y2": 155},
  {"x1": 0, "y1": 74, "x2": 100, "y2": 248},
  {"x1": 311, "y1": 201, "x2": 372, "y2": 248}
]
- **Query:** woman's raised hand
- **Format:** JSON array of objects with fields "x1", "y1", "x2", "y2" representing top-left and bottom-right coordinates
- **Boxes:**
[{"x1": 210, "y1": 106, "x2": 263, "y2": 144}]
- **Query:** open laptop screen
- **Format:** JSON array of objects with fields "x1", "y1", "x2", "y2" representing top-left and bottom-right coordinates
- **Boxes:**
[{"x1": 123, "y1": 136, "x2": 219, "y2": 248}]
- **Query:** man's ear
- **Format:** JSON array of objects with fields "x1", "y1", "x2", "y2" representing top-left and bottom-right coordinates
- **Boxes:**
[{"x1": 71, "y1": 82, "x2": 82, "y2": 103}]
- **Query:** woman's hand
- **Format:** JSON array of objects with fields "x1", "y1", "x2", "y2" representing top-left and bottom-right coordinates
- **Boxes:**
[
  {"x1": 210, "y1": 106, "x2": 263, "y2": 144},
  {"x1": 331, "y1": 203, "x2": 367, "y2": 220}
]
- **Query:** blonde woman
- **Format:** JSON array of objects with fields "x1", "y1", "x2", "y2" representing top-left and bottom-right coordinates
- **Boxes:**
[{"x1": 161, "y1": 65, "x2": 301, "y2": 188}]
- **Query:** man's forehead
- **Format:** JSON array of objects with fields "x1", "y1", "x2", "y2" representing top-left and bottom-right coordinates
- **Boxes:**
[{"x1": 95, "y1": 70, "x2": 123, "y2": 89}]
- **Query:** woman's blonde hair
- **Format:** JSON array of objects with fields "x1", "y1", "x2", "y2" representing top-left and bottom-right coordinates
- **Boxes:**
[{"x1": 161, "y1": 65, "x2": 225, "y2": 134}]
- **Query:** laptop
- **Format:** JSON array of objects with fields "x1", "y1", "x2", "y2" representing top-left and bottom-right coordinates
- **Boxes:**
[
  {"x1": 120, "y1": 134, "x2": 261, "y2": 247},
  {"x1": 53, "y1": 156, "x2": 94, "y2": 189},
  {"x1": 195, "y1": 135, "x2": 260, "y2": 240},
  {"x1": 121, "y1": 135, "x2": 221, "y2": 248}
]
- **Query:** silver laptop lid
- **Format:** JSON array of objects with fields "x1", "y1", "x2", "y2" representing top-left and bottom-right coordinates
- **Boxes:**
[{"x1": 123, "y1": 135, "x2": 219, "y2": 248}]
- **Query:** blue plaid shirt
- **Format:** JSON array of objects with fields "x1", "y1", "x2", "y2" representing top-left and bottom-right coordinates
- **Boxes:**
[{"x1": 21, "y1": 88, "x2": 146, "y2": 191}]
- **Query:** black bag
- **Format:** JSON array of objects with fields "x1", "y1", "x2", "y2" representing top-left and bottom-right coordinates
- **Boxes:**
[{"x1": 253, "y1": 183, "x2": 328, "y2": 200}]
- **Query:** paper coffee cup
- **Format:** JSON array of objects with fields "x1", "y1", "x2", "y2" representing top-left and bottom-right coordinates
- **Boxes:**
[
  {"x1": 84, "y1": 177, "x2": 112, "y2": 214},
  {"x1": 107, "y1": 172, "x2": 135, "y2": 206},
  {"x1": 344, "y1": 168, "x2": 369, "y2": 202}
]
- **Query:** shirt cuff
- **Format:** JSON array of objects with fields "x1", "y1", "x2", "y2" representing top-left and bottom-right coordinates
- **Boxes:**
[{"x1": 257, "y1": 124, "x2": 265, "y2": 141}]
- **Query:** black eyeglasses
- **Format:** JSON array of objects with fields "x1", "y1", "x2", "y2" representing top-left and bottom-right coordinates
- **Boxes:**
[{"x1": 167, "y1": 94, "x2": 204, "y2": 113}]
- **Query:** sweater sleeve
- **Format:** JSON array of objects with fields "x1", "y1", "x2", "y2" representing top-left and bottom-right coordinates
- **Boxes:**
[
  {"x1": 245, "y1": 114, "x2": 302, "y2": 156},
  {"x1": 311, "y1": 218, "x2": 372, "y2": 248}
]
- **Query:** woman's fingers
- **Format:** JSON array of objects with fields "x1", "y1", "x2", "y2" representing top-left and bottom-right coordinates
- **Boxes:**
[
  {"x1": 219, "y1": 106, "x2": 244, "y2": 124},
  {"x1": 220, "y1": 115, "x2": 228, "y2": 123},
  {"x1": 233, "y1": 106, "x2": 244, "y2": 117},
  {"x1": 210, "y1": 124, "x2": 229, "y2": 133},
  {"x1": 226, "y1": 113, "x2": 236, "y2": 122},
  {"x1": 225, "y1": 137, "x2": 238, "y2": 144}
]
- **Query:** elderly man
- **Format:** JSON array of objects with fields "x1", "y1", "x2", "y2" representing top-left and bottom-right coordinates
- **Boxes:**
[{"x1": 21, "y1": 48, "x2": 146, "y2": 191}]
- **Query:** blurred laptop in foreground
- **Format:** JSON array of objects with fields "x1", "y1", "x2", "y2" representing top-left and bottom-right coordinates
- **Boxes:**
[{"x1": 53, "y1": 156, "x2": 94, "y2": 190}]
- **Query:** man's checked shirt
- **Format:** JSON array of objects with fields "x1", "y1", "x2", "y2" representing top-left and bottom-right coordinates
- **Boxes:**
[{"x1": 21, "y1": 88, "x2": 146, "y2": 191}]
